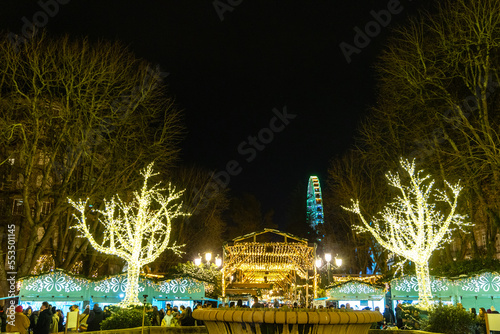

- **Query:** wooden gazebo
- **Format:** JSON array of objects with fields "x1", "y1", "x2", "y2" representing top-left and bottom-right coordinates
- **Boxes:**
[{"x1": 221, "y1": 229, "x2": 316, "y2": 302}]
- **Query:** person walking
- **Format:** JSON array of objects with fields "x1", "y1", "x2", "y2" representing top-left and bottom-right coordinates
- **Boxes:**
[
  {"x1": 34, "y1": 302, "x2": 52, "y2": 334},
  {"x1": 86, "y1": 304, "x2": 104, "y2": 332},
  {"x1": 6, "y1": 306, "x2": 30, "y2": 334}
]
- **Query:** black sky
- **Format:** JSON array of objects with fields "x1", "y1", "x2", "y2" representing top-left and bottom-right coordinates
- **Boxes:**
[{"x1": 1, "y1": 0, "x2": 431, "y2": 227}]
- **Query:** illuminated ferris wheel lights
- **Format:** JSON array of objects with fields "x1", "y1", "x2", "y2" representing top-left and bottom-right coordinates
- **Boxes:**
[{"x1": 307, "y1": 176, "x2": 325, "y2": 232}]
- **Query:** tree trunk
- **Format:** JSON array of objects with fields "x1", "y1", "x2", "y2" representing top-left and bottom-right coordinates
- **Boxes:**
[
  {"x1": 415, "y1": 262, "x2": 433, "y2": 309},
  {"x1": 119, "y1": 261, "x2": 142, "y2": 306}
]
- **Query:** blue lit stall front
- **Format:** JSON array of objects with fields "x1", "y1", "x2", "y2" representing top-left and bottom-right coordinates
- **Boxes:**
[{"x1": 19, "y1": 270, "x2": 90, "y2": 315}]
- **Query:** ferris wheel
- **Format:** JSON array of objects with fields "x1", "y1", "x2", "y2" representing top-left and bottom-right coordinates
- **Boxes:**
[{"x1": 306, "y1": 176, "x2": 324, "y2": 234}]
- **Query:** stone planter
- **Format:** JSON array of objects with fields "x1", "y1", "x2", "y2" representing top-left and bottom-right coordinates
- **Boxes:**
[{"x1": 193, "y1": 309, "x2": 383, "y2": 334}]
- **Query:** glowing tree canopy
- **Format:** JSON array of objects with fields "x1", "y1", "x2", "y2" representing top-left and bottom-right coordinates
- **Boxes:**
[
  {"x1": 343, "y1": 159, "x2": 468, "y2": 309},
  {"x1": 69, "y1": 163, "x2": 186, "y2": 306}
]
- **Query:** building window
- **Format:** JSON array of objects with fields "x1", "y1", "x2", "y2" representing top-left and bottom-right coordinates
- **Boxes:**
[
  {"x1": 12, "y1": 199, "x2": 24, "y2": 215},
  {"x1": 40, "y1": 202, "x2": 52, "y2": 216}
]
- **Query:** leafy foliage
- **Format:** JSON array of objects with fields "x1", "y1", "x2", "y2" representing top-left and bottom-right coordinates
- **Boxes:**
[
  {"x1": 423, "y1": 303, "x2": 475, "y2": 334},
  {"x1": 170, "y1": 261, "x2": 220, "y2": 283},
  {"x1": 100, "y1": 307, "x2": 151, "y2": 330},
  {"x1": 431, "y1": 258, "x2": 500, "y2": 277},
  {"x1": 165, "y1": 261, "x2": 220, "y2": 298},
  {"x1": 0, "y1": 30, "x2": 183, "y2": 288},
  {"x1": 400, "y1": 304, "x2": 424, "y2": 330}
]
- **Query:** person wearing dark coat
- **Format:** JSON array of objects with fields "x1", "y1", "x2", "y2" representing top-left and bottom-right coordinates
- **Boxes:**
[
  {"x1": 383, "y1": 304, "x2": 395, "y2": 327},
  {"x1": 86, "y1": 304, "x2": 104, "y2": 332},
  {"x1": 34, "y1": 302, "x2": 53, "y2": 334},
  {"x1": 395, "y1": 303, "x2": 404, "y2": 328},
  {"x1": 180, "y1": 307, "x2": 195, "y2": 326},
  {"x1": 57, "y1": 310, "x2": 65, "y2": 333},
  {"x1": 29, "y1": 310, "x2": 39, "y2": 333}
]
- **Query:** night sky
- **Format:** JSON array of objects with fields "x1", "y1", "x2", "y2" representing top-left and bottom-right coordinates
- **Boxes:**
[{"x1": 1, "y1": 0, "x2": 431, "y2": 227}]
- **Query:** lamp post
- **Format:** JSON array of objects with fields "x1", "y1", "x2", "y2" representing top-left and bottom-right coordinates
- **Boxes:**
[
  {"x1": 141, "y1": 294, "x2": 148, "y2": 334},
  {"x1": 324, "y1": 253, "x2": 332, "y2": 284},
  {"x1": 195, "y1": 252, "x2": 222, "y2": 267},
  {"x1": 316, "y1": 253, "x2": 342, "y2": 286}
]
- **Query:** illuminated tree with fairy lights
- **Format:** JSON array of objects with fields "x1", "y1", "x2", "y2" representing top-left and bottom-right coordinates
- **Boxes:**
[
  {"x1": 69, "y1": 163, "x2": 187, "y2": 306},
  {"x1": 343, "y1": 159, "x2": 468, "y2": 309}
]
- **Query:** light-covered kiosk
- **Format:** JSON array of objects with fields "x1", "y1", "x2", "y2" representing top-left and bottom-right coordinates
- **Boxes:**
[
  {"x1": 19, "y1": 270, "x2": 90, "y2": 314},
  {"x1": 326, "y1": 280, "x2": 386, "y2": 311}
]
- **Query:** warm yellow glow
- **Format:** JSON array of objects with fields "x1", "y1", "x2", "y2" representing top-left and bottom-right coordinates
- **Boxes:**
[
  {"x1": 205, "y1": 252, "x2": 212, "y2": 262},
  {"x1": 324, "y1": 253, "x2": 332, "y2": 263},
  {"x1": 335, "y1": 257, "x2": 342, "y2": 268},
  {"x1": 69, "y1": 163, "x2": 187, "y2": 307},
  {"x1": 343, "y1": 159, "x2": 468, "y2": 309},
  {"x1": 221, "y1": 232, "x2": 315, "y2": 298},
  {"x1": 194, "y1": 257, "x2": 202, "y2": 266},
  {"x1": 316, "y1": 258, "x2": 322, "y2": 268},
  {"x1": 215, "y1": 256, "x2": 222, "y2": 267}
]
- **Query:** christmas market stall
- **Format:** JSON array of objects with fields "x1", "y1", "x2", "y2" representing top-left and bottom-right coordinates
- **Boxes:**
[
  {"x1": 148, "y1": 277, "x2": 211, "y2": 309},
  {"x1": 221, "y1": 229, "x2": 316, "y2": 304},
  {"x1": 89, "y1": 273, "x2": 148, "y2": 307},
  {"x1": 390, "y1": 275, "x2": 456, "y2": 309},
  {"x1": 326, "y1": 280, "x2": 386, "y2": 310},
  {"x1": 455, "y1": 272, "x2": 500, "y2": 311},
  {"x1": 19, "y1": 270, "x2": 215, "y2": 311},
  {"x1": 19, "y1": 270, "x2": 91, "y2": 314}
]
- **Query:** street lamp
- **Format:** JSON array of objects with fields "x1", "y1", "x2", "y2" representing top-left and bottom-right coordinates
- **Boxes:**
[
  {"x1": 316, "y1": 253, "x2": 342, "y2": 285},
  {"x1": 195, "y1": 252, "x2": 222, "y2": 267},
  {"x1": 324, "y1": 253, "x2": 332, "y2": 284}
]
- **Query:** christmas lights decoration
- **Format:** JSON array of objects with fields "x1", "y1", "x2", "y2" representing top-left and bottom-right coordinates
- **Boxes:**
[
  {"x1": 69, "y1": 163, "x2": 187, "y2": 307},
  {"x1": 343, "y1": 159, "x2": 468, "y2": 309},
  {"x1": 31, "y1": 255, "x2": 55, "y2": 275},
  {"x1": 222, "y1": 229, "x2": 315, "y2": 298},
  {"x1": 327, "y1": 281, "x2": 385, "y2": 300},
  {"x1": 23, "y1": 271, "x2": 85, "y2": 293},
  {"x1": 154, "y1": 278, "x2": 203, "y2": 295},
  {"x1": 392, "y1": 276, "x2": 450, "y2": 293},
  {"x1": 461, "y1": 272, "x2": 500, "y2": 293}
]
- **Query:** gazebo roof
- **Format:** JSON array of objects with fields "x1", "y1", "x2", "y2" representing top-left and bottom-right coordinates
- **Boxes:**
[
  {"x1": 230, "y1": 228, "x2": 309, "y2": 244},
  {"x1": 222, "y1": 229, "x2": 315, "y2": 297}
]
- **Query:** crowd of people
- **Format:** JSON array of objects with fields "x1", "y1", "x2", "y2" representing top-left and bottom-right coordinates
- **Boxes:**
[
  {"x1": 0, "y1": 302, "x2": 109, "y2": 334},
  {"x1": 150, "y1": 304, "x2": 196, "y2": 327},
  {"x1": 3, "y1": 300, "x2": 498, "y2": 332}
]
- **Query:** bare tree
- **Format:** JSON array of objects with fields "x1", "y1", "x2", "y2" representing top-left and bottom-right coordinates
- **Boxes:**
[
  {"x1": 151, "y1": 165, "x2": 229, "y2": 271},
  {"x1": 0, "y1": 31, "x2": 183, "y2": 296},
  {"x1": 325, "y1": 151, "x2": 389, "y2": 275},
  {"x1": 357, "y1": 0, "x2": 500, "y2": 259},
  {"x1": 69, "y1": 163, "x2": 186, "y2": 306},
  {"x1": 343, "y1": 159, "x2": 468, "y2": 308}
]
